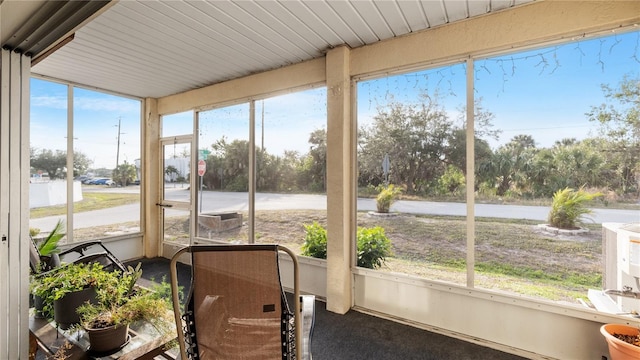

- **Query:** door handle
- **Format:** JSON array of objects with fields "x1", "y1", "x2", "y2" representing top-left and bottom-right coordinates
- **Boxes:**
[{"x1": 156, "y1": 203, "x2": 173, "y2": 208}]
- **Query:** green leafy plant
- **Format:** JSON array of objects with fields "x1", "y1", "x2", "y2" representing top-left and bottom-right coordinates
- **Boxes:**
[
  {"x1": 301, "y1": 222, "x2": 327, "y2": 259},
  {"x1": 376, "y1": 184, "x2": 403, "y2": 213},
  {"x1": 33, "y1": 219, "x2": 65, "y2": 257},
  {"x1": 30, "y1": 262, "x2": 112, "y2": 320},
  {"x1": 77, "y1": 263, "x2": 172, "y2": 330},
  {"x1": 356, "y1": 226, "x2": 392, "y2": 269},
  {"x1": 548, "y1": 187, "x2": 603, "y2": 229},
  {"x1": 301, "y1": 223, "x2": 393, "y2": 269},
  {"x1": 437, "y1": 165, "x2": 466, "y2": 195}
]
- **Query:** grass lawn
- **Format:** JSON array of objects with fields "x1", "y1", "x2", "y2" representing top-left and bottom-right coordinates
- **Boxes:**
[{"x1": 32, "y1": 192, "x2": 604, "y2": 304}]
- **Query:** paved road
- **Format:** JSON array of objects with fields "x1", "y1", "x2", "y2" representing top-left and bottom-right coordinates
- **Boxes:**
[{"x1": 29, "y1": 188, "x2": 639, "y2": 231}]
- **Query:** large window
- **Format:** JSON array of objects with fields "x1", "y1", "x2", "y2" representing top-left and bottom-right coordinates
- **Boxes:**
[
  {"x1": 473, "y1": 31, "x2": 639, "y2": 304},
  {"x1": 253, "y1": 90, "x2": 328, "y2": 250},
  {"x1": 194, "y1": 88, "x2": 328, "y2": 250},
  {"x1": 30, "y1": 79, "x2": 142, "y2": 244},
  {"x1": 355, "y1": 30, "x2": 639, "y2": 306},
  {"x1": 196, "y1": 103, "x2": 250, "y2": 243},
  {"x1": 356, "y1": 63, "x2": 469, "y2": 285}
]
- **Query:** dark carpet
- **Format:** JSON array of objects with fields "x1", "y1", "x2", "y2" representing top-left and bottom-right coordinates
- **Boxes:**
[{"x1": 130, "y1": 257, "x2": 529, "y2": 360}]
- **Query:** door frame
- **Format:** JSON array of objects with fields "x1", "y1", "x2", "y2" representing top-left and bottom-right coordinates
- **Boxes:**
[{"x1": 159, "y1": 135, "x2": 196, "y2": 246}]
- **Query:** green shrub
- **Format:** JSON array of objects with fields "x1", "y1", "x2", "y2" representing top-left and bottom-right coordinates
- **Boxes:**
[
  {"x1": 301, "y1": 222, "x2": 327, "y2": 259},
  {"x1": 376, "y1": 184, "x2": 403, "y2": 213},
  {"x1": 356, "y1": 226, "x2": 392, "y2": 269},
  {"x1": 548, "y1": 187, "x2": 602, "y2": 229},
  {"x1": 437, "y1": 165, "x2": 465, "y2": 195},
  {"x1": 301, "y1": 223, "x2": 392, "y2": 269}
]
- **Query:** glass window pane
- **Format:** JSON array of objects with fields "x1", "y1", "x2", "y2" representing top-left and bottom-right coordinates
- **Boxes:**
[
  {"x1": 72, "y1": 88, "x2": 141, "y2": 242},
  {"x1": 473, "y1": 30, "x2": 639, "y2": 307},
  {"x1": 164, "y1": 208, "x2": 191, "y2": 245},
  {"x1": 29, "y1": 79, "x2": 69, "y2": 244},
  {"x1": 162, "y1": 111, "x2": 193, "y2": 138},
  {"x1": 254, "y1": 88, "x2": 328, "y2": 251},
  {"x1": 196, "y1": 103, "x2": 250, "y2": 243},
  {"x1": 163, "y1": 141, "x2": 191, "y2": 203},
  {"x1": 356, "y1": 63, "x2": 468, "y2": 282}
]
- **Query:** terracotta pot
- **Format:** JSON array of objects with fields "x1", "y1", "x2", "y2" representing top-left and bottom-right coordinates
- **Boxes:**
[
  {"x1": 600, "y1": 324, "x2": 640, "y2": 360},
  {"x1": 86, "y1": 323, "x2": 129, "y2": 354}
]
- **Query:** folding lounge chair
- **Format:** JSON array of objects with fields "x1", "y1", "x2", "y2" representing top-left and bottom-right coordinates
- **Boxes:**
[
  {"x1": 30, "y1": 238, "x2": 127, "y2": 274},
  {"x1": 170, "y1": 244, "x2": 315, "y2": 360}
]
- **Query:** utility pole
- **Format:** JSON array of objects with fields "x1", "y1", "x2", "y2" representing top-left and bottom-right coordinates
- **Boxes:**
[{"x1": 115, "y1": 117, "x2": 124, "y2": 169}]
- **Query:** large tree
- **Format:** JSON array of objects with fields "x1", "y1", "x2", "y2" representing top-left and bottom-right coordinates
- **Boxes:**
[
  {"x1": 30, "y1": 148, "x2": 92, "y2": 179},
  {"x1": 359, "y1": 94, "x2": 452, "y2": 194},
  {"x1": 586, "y1": 74, "x2": 640, "y2": 194},
  {"x1": 211, "y1": 138, "x2": 250, "y2": 191},
  {"x1": 301, "y1": 128, "x2": 327, "y2": 192},
  {"x1": 478, "y1": 135, "x2": 536, "y2": 196}
]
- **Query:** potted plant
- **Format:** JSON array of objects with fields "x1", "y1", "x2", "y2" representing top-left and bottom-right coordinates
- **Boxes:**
[
  {"x1": 30, "y1": 219, "x2": 65, "y2": 272},
  {"x1": 30, "y1": 262, "x2": 110, "y2": 329},
  {"x1": 30, "y1": 220, "x2": 65, "y2": 317},
  {"x1": 600, "y1": 323, "x2": 640, "y2": 360},
  {"x1": 77, "y1": 263, "x2": 172, "y2": 354}
]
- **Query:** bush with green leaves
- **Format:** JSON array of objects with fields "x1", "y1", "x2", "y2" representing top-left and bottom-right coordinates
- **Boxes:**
[
  {"x1": 301, "y1": 222, "x2": 327, "y2": 259},
  {"x1": 548, "y1": 187, "x2": 603, "y2": 229},
  {"x1": 301, "y1": 223, "x2": 392, "y2": 269},
  {"x1": 376, "y1": 184, "x2": 403, "y2": 213},
  {"x1": 437, "y1": 165, "x2": 465, "y2": 195},
  {"x1": 356, "y1": 226, "x2": 392, "y2": 269}
]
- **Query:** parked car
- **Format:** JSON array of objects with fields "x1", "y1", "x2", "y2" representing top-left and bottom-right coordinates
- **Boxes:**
[{"x1": 89, "y1": 178, "x2": 114, "y2": 186}]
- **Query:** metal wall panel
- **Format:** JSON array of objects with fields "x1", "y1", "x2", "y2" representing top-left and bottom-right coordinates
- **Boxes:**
[{"x1": 0, "y1": 48, "x2": 30, "y2": 360}]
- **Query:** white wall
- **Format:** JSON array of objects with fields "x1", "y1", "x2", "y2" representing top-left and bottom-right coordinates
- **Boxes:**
[{"x1": 29, "y1": 181, "x2": 83, "y2": 208}]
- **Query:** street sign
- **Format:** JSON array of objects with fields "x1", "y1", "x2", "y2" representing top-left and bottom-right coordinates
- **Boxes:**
[
  {"x1": 382, "y1": 154, "x2": 390, "y2": 174},
  {"x1": 382, "y1": 154, "x2": 390, "y2": 184},
  {"x1": 198, "y1": 149, "x2": 210, "y2": 160},
  {"x1": 197, "y1": 159, "x2": 206, "y2": 176}
]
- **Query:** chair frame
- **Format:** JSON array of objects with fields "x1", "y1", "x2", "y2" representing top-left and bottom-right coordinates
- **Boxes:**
[
  {"x1": 170, "y1": 244, "x2": 303, "y2": 360},
  {"x1": 30, "y1": 238, "x2": 127, "y2": 274}
]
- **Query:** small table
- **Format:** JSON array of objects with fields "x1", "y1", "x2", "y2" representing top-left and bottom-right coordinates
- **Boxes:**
[{"x1": 29, "y1": 314, "x2": 177, "y2": 360}]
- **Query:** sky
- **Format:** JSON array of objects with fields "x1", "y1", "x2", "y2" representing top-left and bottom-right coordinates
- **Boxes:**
[
  {"x1": 30, "y1": 29, "x2": 639, "y2": 171},
  {"x1": 30, "y1": 79, "x2": 141, "y2": 170},
  {"x1": 357, "y1": 29, "x2": 640, "y2": 150}
]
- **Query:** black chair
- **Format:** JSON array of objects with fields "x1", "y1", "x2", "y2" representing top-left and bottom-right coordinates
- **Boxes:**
[{"x1": 30, "y1": 237, "x2": 127, "y2": 274}]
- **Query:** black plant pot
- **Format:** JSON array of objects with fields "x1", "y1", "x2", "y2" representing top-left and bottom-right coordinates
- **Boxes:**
[
  {"x1": 53, "y1": 287, "x2": 97, "y2": 330},
  {"x1": 33, "y1": 294, "x2": 46, "y2": 319},
  {"x1": 87, "y1": 323, "x2": 129, "y2": 354}
]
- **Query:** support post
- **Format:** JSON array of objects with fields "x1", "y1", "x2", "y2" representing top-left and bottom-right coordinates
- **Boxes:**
[{"x1": 326, "y1": 45, "x2": 354, "y2": 314}]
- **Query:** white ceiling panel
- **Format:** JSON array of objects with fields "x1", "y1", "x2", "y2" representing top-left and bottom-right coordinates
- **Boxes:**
[
  {"x1": 326, "y1": 1, "x2": 378, "y2": 45},
  {"x1": 24, "y1": 0, "x2": 535, "y2": 98},
  {"x1": 443, "y1": 0, "x2": 468, "y2": 23},
  {"x1": 420, "y1": 0, "x2": 449, "y2": 28},
  {"x1": 350, "y1": 1, "x2": 395, "y2": 41},
  {"x1": 468, "y1": 0, "x2": 491, "y2": 16},
  {"x1": 374, "y1": 1, "x2": 411, "y2": 37},
  {"x1": 396, "y1": 1, "x2": 431, "y2": 32}
]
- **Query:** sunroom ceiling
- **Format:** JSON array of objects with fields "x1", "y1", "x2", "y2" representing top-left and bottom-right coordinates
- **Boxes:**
[{"x1": 30, "y1": 0, "x2": 534, "y2": 99}]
